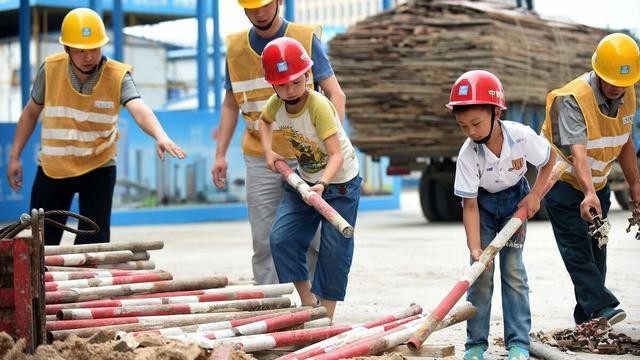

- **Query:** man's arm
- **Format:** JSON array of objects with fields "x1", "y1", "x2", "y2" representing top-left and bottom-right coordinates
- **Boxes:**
[
  {"x1": 7, "y1": 99, "x2": 43, "y2": 192},
  {"x1": 211, "y1": 91, "x2": 240, "y2": 188},
  {"x1": 570, "y1": 143, "x2": 600, "y2": 221},
  {"x1": 125, "y1": 98, "x2": 185, "y2": 160},
  {"x1": 318, "y1": 75, "x2": 346, "y2": 122},
  {"x1": 617, "y1": 136, "x2": 640, "y2": 207}
]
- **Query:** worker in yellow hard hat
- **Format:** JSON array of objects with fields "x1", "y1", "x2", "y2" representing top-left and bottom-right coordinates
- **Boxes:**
[
  {"x1": 211, "y1": 0, "x2": 346, "y2": 286},
  {"x1": 541, "y1": 32, "x2": 640, "y2": 326},
  {"x1": 6, "y1": 8, "x2": 186, "y2": 246}
]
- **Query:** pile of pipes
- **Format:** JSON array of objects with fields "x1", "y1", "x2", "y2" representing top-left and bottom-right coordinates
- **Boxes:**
[
  {"x1": 328, "y1": 0, "x2": 617, "y2": 156},
  {"x1": 42, "y1": 241, "x2": 477, "y2": 358}
]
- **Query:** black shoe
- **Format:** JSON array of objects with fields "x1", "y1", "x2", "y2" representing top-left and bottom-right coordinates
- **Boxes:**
[{"x1": 592, "y1": 307, "x2": 626, "y2": 325}]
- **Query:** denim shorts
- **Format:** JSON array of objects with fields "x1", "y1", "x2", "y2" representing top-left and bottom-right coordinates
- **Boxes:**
[{"x1": 270, "y1": 175, "x2": 362, "y2": 301}]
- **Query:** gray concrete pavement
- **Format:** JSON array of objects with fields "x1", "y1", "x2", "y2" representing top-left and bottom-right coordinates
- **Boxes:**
[{"x1": 68, "y1": 189, "x2": 639, "y2": 359}]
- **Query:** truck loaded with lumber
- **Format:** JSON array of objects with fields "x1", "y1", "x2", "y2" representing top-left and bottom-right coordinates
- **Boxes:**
[{"x1": 329, "y1": 0, "x2": 640, "y2": 221}]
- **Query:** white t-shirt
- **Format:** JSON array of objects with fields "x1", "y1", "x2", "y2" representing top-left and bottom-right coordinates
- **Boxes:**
[
  {"x1": 262, "y1": 90, "x2": 359, "y2": 184},
  {"x1": 454, "y1": 120, "x2": 551, "y2": 197}
]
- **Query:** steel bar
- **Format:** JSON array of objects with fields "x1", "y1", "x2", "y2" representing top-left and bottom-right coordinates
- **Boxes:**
[
  {"x1": 191, "y1": 324, "x2": 355, "y2": 351},
  {"x1": 45, "y1": 240, "x2": 164, "y2": 256},
  {"x1": 46, "y1": 261, "x2": 156, "y2": 271},
  {"x1": 134, "y1": 308, "x2": 302, "y2": 336},
  {"x1": 279, "y1": 308, "x2": 424, "y2": 360},
  {"x1": 169, "y1": 307, "x2": 327, "y2": 341},
  {"x1": 274, "y1": 160, "x2": 354, "y2": 238},
  {"x1": 47, "y1": 309, "x2": 293, "y2": 341},
  {"x1": 311, "y1": 303, "x2": 477, "y2": 360},
  {"x1": 46, "y1": 276, "x2": 228, "y2": 304},
  {"x1": 58, "y1": 297, "x2": 291, "y2": 320},
  {"x1": 44, "y1": 250, "x2": 137, "y2": 266},
  {"x1": 45, "y1": 283, "x2": 293, "y2": 315},
  {"x1": 45, "y1": 272, "x2": 173, "y2": 292},
  {"x1": 114, "y1": 283, "x2": 294, "y2": 300},
  {"x1": 45, "y1": 269, "x2": 168, "y2": 282},
  {"x1": 407, "y1": 161, "x2": 568, "y2": 350}
]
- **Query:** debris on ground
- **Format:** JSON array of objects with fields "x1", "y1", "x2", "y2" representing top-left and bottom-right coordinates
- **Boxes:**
[
  {"x1": 0, "y1": 331, "x2": 256, "y2": 360},
  {"x1": 533, "y1": 317, "x2": 640, "y2": 356}
]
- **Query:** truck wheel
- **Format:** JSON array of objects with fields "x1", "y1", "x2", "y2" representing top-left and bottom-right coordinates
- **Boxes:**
[
  {"x1": 614, "y1": 190, "x2": 630, "y2": 210},
  {"x1": 433, "y1": 179, "x2": 462, "y2": 222},
  {"x1": 419, "y1": 175, "x2": 440, "y2": 222}
]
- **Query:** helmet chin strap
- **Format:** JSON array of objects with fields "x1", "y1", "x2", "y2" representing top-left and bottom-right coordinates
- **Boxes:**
[
  {"x1": 250, "y1": 4, "x2": 279, "y2": 31},
  {"x1": 473, "y1": 107, "x2": 496, "y2": 145}
]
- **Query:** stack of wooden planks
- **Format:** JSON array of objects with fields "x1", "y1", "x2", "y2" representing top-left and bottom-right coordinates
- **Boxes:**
[{"x1": 328, "y1": 0, "x2": 617, "y2": 156}]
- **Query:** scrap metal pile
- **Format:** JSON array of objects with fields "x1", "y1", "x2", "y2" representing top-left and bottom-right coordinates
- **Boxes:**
[
  {"x1": 328, "y1": 0, "x2": 615, "y2": 156},
  {"x1": 533, "y1": 317, "x2": 640, "y2": 356}
]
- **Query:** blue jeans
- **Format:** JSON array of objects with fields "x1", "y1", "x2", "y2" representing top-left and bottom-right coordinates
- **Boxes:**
[
  {"x1": 544, "y1": 181, "x2": 617, "y2": 324},
  {"x1": 270, "y1": 175, "x2": 361, "y2": 301},
  {"x1": 466, "y1": 177, "x2": 531, "y2": 351}
]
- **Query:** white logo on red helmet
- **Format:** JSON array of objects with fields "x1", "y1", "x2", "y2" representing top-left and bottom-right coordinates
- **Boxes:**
[{"x1": 488, "y1": 89, "x2": 504, "y2": 99}]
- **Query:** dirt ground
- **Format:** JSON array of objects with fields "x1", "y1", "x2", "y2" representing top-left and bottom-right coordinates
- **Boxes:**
[{"x1": 59, "y1": 188, "x2": 639, "y2": 359}]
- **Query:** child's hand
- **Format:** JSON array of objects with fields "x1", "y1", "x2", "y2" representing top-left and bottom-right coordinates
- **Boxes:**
[
  {"x1": 303, "y1": 184, "x2": 324, "y2": 206},
  {"x1": 470, "y1": 248, "x2": 483, "y2": 262},
  {"x1": 518, "y1": 193, "x2": 541, "y2": 219},
  {"x1": 264, "y1": 150, "x2": 283, "y2": 173},
  {"x1": 156, "y1": 136, "x2": 186, "y2": 160}
]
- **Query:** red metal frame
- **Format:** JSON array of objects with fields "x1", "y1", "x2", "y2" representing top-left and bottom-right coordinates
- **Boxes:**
[{"x1": 0, "y1": 237, "x2": 36, "y2": 350}]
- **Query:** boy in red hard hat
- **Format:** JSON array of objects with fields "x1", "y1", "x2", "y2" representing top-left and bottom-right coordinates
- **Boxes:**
[
  {"x1": 258, "y1": 37, "x2": 361, "y2": 320},
  {"x1": 449, "y1": 70, "x2": 556, "y2": 360}
]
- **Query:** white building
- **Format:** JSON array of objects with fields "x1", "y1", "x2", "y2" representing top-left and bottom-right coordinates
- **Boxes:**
[{"x1": 295, "y1": 0, "x2": 406, "y2": 29}]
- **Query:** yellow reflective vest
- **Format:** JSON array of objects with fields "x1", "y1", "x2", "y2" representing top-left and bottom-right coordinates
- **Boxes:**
[
  {"x1": 542, "y1": 73, "x2": 636, "y2": 191},
  {"x1": 226, "y1": 23, "x2": 320, "y2": 158},
  {"x1": 40, "y1": 52, "x2": 131, "y2": 179}
]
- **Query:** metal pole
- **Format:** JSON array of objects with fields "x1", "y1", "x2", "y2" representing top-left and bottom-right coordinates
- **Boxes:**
[
  {"x1": 89, "y1": 0, "x2": 103, "y2": 17},
  {"x1": 284, "y1": 0, "x2": 295, "y2": 21},
  {"x1": 197, "y1": 0, "x2": 209, "y2": 110},
  {"x1": 45, "y1": 240, "x2": 164, "y2": 256},
  {"x1": 382, "y1": 0, "x2": 394, "y2": 10},
  {"x1": 112, "y1": 0, "x2": 124, "y2": 61},
  {"x1": 19, "y1": 0, "x2": 31, "y2": 108},
  {"x1": 275, "y1": 160, "x2": 354, "y2": 237},
  {"x1": 212, "y1": 0, "x2": 222, "y2": 111}
]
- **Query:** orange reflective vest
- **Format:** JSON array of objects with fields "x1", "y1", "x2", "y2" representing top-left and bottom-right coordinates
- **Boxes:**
[
  {"x1": 542, "y1": 73, "x2": 636, "y2": 191},
  {"x1": 40, "y1": 52, "x2": 131, "y2": 179},
  {"x1": 226, "y1": 23, "x2": 320, "y2": 157}
]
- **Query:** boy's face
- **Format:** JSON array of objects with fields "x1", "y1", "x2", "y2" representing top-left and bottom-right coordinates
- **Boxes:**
[
  {"x1": 455, "y1": 107, "x2": 493, "y2": 142},
  {"x1": 273, "y1": 73, "x2": 307, "y2": 104}
]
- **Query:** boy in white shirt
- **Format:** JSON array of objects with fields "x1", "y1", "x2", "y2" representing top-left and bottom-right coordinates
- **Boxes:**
[
  {"x1": 450, "y1": 70, "x2": 556, "y2": 360},
  {"x1": 258, "y1": 37, "x2": 361, "y2": 320}
]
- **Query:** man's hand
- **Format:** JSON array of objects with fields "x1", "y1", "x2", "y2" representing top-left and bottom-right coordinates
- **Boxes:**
[
  {"x1": 6, "y1": 158, "x2": 23, "y2": 192},
  {"x1": 211, "y1": 156, "x2": 228, "y2": 189},
  {"x1": 156, "y1": 136, "x2": 186, "y2": 160},
  {"x1": 580, "y1": 191, "x2": 601, "y2": 223}
]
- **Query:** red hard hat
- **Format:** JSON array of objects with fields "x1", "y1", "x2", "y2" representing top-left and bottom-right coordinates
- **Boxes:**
[
  {"x1": 262, "y1": 37, "x2": 313, "y2": 85},
  {"x1": 446, "y1": 70, "x2": 507, "y2": 110}
]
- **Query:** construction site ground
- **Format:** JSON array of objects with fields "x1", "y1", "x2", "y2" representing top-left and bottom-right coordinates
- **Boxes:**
[{"x1": 60, "y1": 188, "x2": 640, "y2": 359}]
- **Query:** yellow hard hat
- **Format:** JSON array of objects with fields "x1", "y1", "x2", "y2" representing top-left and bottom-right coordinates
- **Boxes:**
[
  {"x1": 237, "y1": 0, "x2": 274, "y2": 9},
  {"x1": 59, "y1": 8, "x2": 109, "y2": 49},
  {"x1": 591, "y1": 33, "x2": 640, "y2": 87}
]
